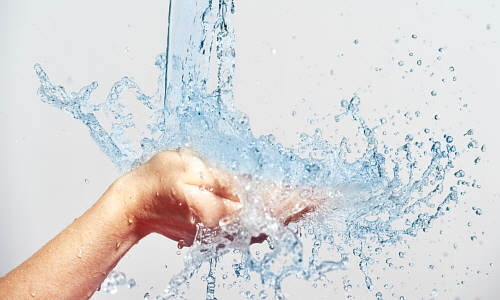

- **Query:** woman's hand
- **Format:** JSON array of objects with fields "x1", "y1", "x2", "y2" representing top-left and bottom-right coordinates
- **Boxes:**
[{"x1": 119, "y1": 150, "x2": 242, "y2": 245}]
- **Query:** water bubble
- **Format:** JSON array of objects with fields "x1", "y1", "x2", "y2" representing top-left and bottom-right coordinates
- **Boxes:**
[
  {"x1": 428, "y1": 265, "x2": 435, "y2": 269},
  {"x1": 446, "y1": 136, "x2": 453, "y2": 143},
  {"x1": 417, "y1": 60, "x2": 422, "y2": 66},
  {"x1": 438, "y1": 47, "x2": 444, "y2": 53},
  {"x1": 424, "y1": 128, "x2": 430, "y2": 133},
  {"x1": 475, "y1": 208, "x2": 483, "y2": 216},
  {"x1": 271, "y1": 48, "x2": 277, "y2": 55},
  {"x1": 431, "y1": 90, "x2": 437, "y2": 96},
  {"x1": 405, "y1": 134, "x2": 413, "y2": 142},
  {"x1": 398, "y1": 61, "x2": 405, "y2": 66},
  {"x1": 353, "y1": 39, "x2": 359, "y2": 45},
  {"x1": 449, "y1": 66, "x2": 455, "y2": 72},
  {"x1": 434, "y1": 115, "x2": 440, "y2": 120},
  {"x1": 84, "y1": 179, "x2": 89, "y2": 184},
  {"x1": 341, "y1": 99, "x2": 349, "y2": 107},
  {"x1": 412, "y1": 34, "x2": 417, "y2": 39},
  {"x1": 144, "y1": 293, "x2": 150, "y2": 300},
  {"x1": 474, "y1": 157, "x2": 481, "y2": 164},
  {"x1": 176, "y1": 251, "x2": 181, "y2": 255},
  {"x1": 399, "y1": 252, "x2": 406, "y2": 258},
  {"x1": 471, "y1": 236, "x2": 477, "y2": 241},
  {"x1": 291, "y1": 110, "x2": 296, "y2": 117}
]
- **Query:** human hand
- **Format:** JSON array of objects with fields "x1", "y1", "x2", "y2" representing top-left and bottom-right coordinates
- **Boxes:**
[{"x1": 119, "y1": 150, "x2": 241, "y2": 245}]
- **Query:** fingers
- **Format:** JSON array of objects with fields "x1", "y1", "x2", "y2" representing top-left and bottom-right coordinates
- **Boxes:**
[
  {"x1": 181, "y1": 183, "x2": 242, "y2": 227},
  {"x1": 179, "y1": 152, "x2": 240, "y2": 202}
]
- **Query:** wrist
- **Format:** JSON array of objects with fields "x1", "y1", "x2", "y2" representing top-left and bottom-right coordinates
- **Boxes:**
[{"x1": 101, "y1": 173, "x2": 151, "y2": 243}]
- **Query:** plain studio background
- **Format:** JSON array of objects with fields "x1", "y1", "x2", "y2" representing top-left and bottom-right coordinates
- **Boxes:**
[{"x1": 1, "y1": 1, "x2": 499, "y2": 299}]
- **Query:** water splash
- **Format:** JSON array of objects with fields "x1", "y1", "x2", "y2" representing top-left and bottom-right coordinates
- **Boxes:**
[{"x1": 35, "y1": 0, "x2": 479, "y2": 299}]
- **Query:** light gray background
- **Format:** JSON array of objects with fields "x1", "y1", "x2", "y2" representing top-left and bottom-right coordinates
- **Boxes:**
[{"x1": 1, "y1": 0, "x2": 499, "y2": 299}]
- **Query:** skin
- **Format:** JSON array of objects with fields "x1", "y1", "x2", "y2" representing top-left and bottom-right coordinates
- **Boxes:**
[{"x1": 0, "y1": 150, "x2": 241, "y2": 300}]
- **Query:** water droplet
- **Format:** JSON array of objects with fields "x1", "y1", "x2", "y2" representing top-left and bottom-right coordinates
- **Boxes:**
[
  {"x1": 259, "y1": 290, "x2": 268, "y2": 299},
  {"x1": 474, "y1": 157, "x2": 481, "y2": 164},
  {"x1": 353, "y1": 39, "x2": 359, "y2": 45},
  {"x1": 438, "y1": 47, "x2": 444, "y2": 53},
  {"x1": 428, "y1": 265, "x2": 435, "y2": 269},
  {"x1": 424, "y1": 128, "x2": 430, "y2": 133},
  {"x1": 144, "y1": 292, "x2": 150, "y2": 300},
  {"x1": 84, "y1": 179, "x2": 89, "y2": 184},
  {"x1": 475, "y1": 208, "x2": 483, "y2": 216},
  {"x1": 412, "y1": 34, "x2": 417, "y2": 39},
  {"x1": 449, "y1": 66, "x2": 455, "y2": 72},
  {"x1": 77, "y1": 248, "x2": 83, "y2": 258},
  {"x1": 399, "y1": 252, "x2": 406, "y2": 258},
  {"x1": 446, "y1": 136, "x2": 453, "y2": 143},
  {"x1": 291, "y1": 110, "x2": 296, "y2": 117},
  {"x1": 431, "y1": 90, "x2": 437, "y2": 96},
  {"x1": 434, "y1": 115, "x2": 440, "y2": 120},
  {"x1": 177, "y1": 240, "x2": 186, "y2": 249},
  {"x1": 125, "y1": 47, "x2": 130, "y2": 52},
  {"x1": 30, "y1": 290, "x2": 36, "y2": 297},
  {"x1": 341, "y1": 99, "x2": 348, "y2": 107},
  {"x1": 471, "y1": 236, "x2": 477, "y2": 241},
  {"x1": 128, "y1": 278, "x2": 137, "y2": 289},
  {"x1": 417, "y1": 60, "x2": 422, "y2": 66},
  {"x1": 405, "y1": 134, "x2": 413, "y2": 142},
  {"x1": 176, "y1": 251, "x2": 181, "y2": 255},
  {"x1": 271, "y1": 48, "x2": 276, "y2": 55},
  {"x1": 398, "y1": 61, "x2": 405, "y2": 66}
]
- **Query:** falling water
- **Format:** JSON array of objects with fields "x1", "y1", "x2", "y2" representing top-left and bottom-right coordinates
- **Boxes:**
[{"x1": 34, "y1": 0, "x2": 481, "y2": 299}]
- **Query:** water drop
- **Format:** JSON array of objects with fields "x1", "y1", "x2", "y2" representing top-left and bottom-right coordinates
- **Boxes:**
[
  {"x1": 417, "y1": 60, "x2": 422, "y2": 66},
  {"x1": 398, "y1": 61, "x2": 405, "y2": 66},
  {"x1": 144, "y1": 293, "x2": 150, "y2": 300},
  {"x1": 431, "y1": 90, "x2": 437, "y2": 96},
  {"x1": 84, "y1": 179, "x2": 89, "y2": 184},
  {"x1": 449, "y1": 66, "x2": 455, "y2": 72},
  {"x1": 434, "y1": 115, "x2": 440, "y2": 120},
  {"x1": 128, "y1": 278, "x2": 137, "y2": 289},
  {"x1": 471, "y1": 236, "x2": 477, "y2": 241},
  {"x1": 412, "y1": 34, "x2": 417, "y2": 39},
  {"x1": 475, "y1": 208, "x2": 483, "y2": 216},
  {"x1": 271, "y1": 48, "x2": 276, "y2": 55},
  {"x1": 353, "y1": 39, "x2": 359, "y2": 45},
  {"x1": 291, "y1": 110, "x2": 296, "y2": 117},
  {"x1": 428, "y1": 265, "x2": 435, "y2": 269},
  {"x1": 176, "y1": 251, "x2": 181, "y2": 255},
  {"x1": 446, "y1": 136, "x2": 453, "y2": 143}
]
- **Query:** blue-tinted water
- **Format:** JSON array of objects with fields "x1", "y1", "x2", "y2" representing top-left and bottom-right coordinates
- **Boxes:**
[{"x1": 35, "y1": 0, "x2": 481, "y2": 299}]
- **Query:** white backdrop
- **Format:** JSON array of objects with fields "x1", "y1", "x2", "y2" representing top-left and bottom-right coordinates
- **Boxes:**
[{"x1": 1, "y1": 1, "x2": 499, "y2": 299}]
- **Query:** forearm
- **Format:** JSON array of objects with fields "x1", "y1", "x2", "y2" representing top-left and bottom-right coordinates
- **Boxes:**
[{"x1": 0, "y1": 178, "x2": 143, "y2": 300}]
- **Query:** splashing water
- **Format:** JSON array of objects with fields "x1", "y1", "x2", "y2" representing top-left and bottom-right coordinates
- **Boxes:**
[{"x1": 34, "y1": 0, "x2": 479, "y2": 299}]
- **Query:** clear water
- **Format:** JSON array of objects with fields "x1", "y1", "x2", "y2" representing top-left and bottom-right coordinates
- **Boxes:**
[{"x1": 34, "y1": 0, "x2": 481, "y2": 299}]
